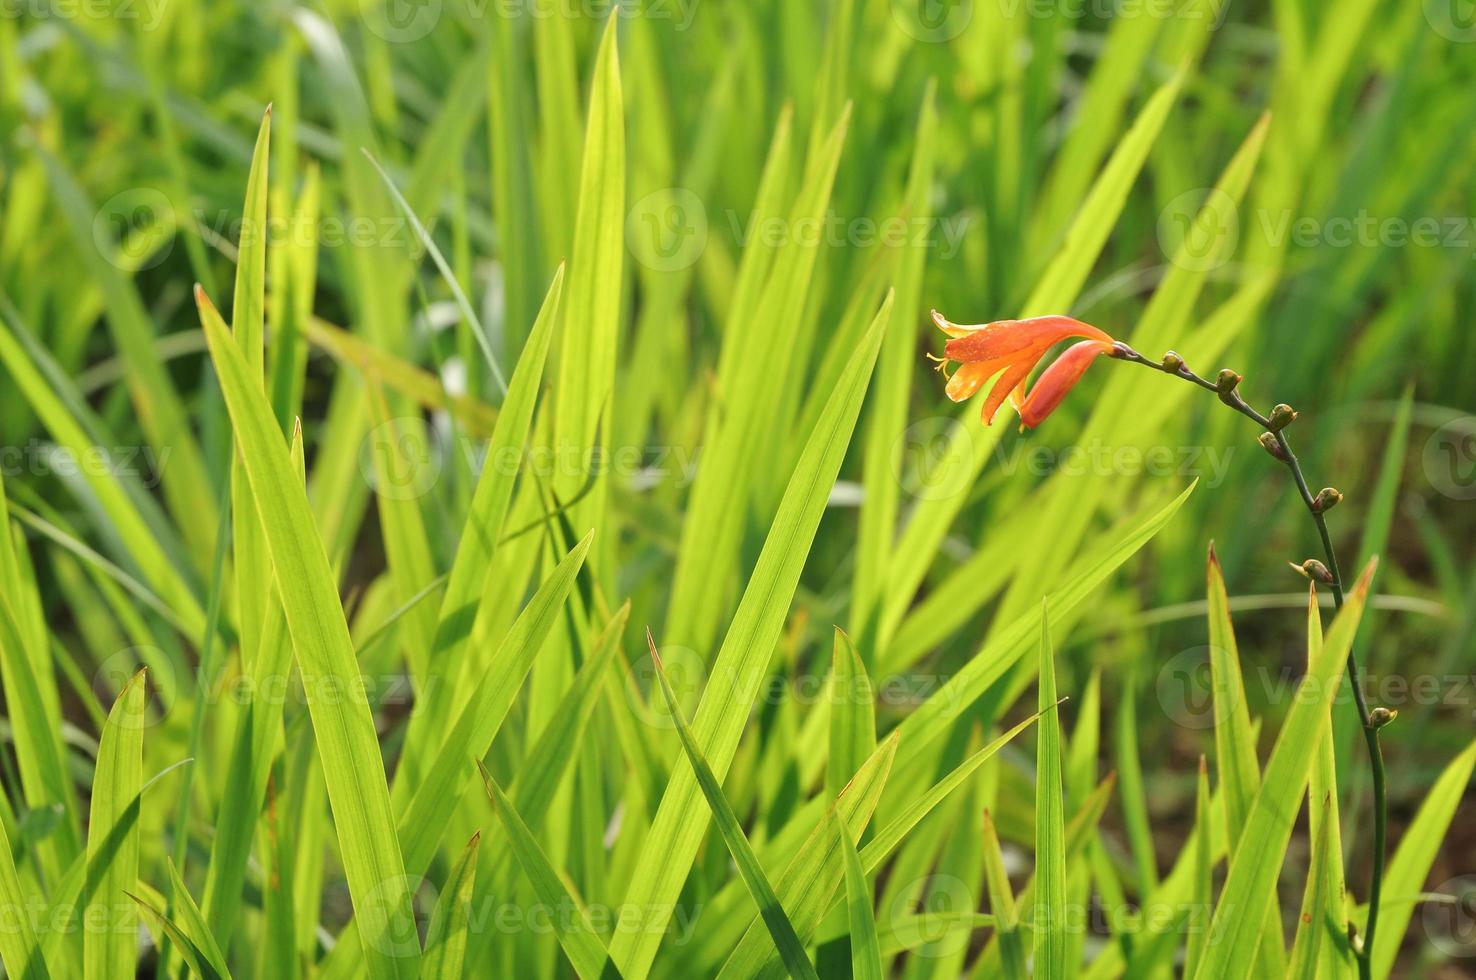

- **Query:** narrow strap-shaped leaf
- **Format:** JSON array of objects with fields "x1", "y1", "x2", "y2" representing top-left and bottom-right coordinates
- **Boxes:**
[
  {"x1": 648, "y1": 630, "x2": 819, "y2": 980},
  {"x1": 1185, "y1": 757, "x2": 1214, "y2": 977},
  {"x1": 1369, "y1": 737, "x2": 1476, "y2": 979},
  {"x1": 981, "y1": 810, "x2": 1026, "y2": 980},
  {"x1": 422, "y1": 833, "x2": 481, "y2": 980},
  {"x1": 395, "y1": 530, "x2": 592, "y2": 876},
  {"x1": 128, "y1": 891, "x2": 227, "y2": 980},
  {"x1": 1288, "y1": 792, "x2": 1334, "y2": 979},
  {"x1": 1033, "y1": 603, "x2": 1067, "y2": 980},
  {"x1": 477, "y1": 763, "x2": 621, "y2": 980},
  {"x1": 860, "y1": 708, "x2": 1048, "y2": 873},
  {"x1": 1193, "y1": 562, "x2": 1376, "y2": 980},
  {"x1": 840, "y1": 829, "x2": 881, "y2": 980},
  {"x1": 196, "y1": 288, "x2": 419, "y2": 979},
  {"x1": 826, "y1": 628, "x2": 876, "y2": 799},
  {"x1": 394, "y1": 264, "x2": 564, "y2": 803},
  {"x1": 611, "y1": 294, "x2": 892, "y2": 980},
  {"x1": 163, "y1": 859, "x2": 230, "y2": 979},
  {"x1": 0, "y1": 807, "x2": 48, "y2": 978},
  {"x1": 84, "y1": 669, "x2": 146, "y2": 980},
  {"x1": 715, "y1": 735, "x2": 898, "y2": 980}
]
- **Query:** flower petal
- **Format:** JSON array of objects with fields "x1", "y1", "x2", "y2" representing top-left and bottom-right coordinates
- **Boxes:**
[
  {"x1": 980, "y1": 357, "x2": 1037, "y2": 425},
  {"x1": 931, "y1": 309, "x2": 981, "y2": 339},
  {"x1": 944, "y1": 361, "x2": 993, "y2": 401},
  {"x1": 1017, "y1": 339, "x2": 1115, "y2": 429},
  {"x1": 943, "y1": 314, "x2": 1112, "y2": 364}
]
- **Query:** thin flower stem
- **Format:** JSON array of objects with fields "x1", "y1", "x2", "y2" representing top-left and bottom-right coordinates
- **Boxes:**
[{"x1": 1110, "y1": 341, "x2": 1386, "y2": 979}]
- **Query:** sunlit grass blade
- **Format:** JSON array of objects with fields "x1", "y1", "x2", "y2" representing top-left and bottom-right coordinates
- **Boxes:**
[
  {"x1": 128, "y1": 891, "x2": 228, "y2": 980},
  {"x1": 1033, "y1": 603, "x2": 1067, "y2": 980},
  {"x1": 0, "y1": 317, "x2": 204, "y2": 635},
  {"x1": 477, "y1": 763, "x2": 621, "y2": 980},
  {"x1": 1368, "y1": 737, "x2": 1476, "y2": 979},
  {"x1": 422, "y1": 833, "x2": 481, "y2": 980},
  {"x1": 196, "y1": 287, "x2": 418, "y2": 978},
  {"x1": 1193, "y1": 562, "x2": 1376, "y2": 980},
  {"x1": 1207, "y1": 542, "x2": 1288, "y2": 975},
  {"x1": 840, "y1": 829, "x2": 881, "y2": 980},
  {"x1": 394, "y1": 264, "x2": 564, "y2": 801},
  {"x1": 395, "y1": 529, "x2": 592, "y2": 875},
  {"x1": 860, "y1": 709, "x2": 1048, "y2": 872},
  {"x1": 982, "y1": 809, "x2": 1026, "y2": 980},
  {"x1": 1186, "y1": 757, "x2": 1214, "y2": 977},
  {"x1": 826, "y1": 628, "x2": 876, "y2": 799},
  {"x1": 610, "y1": 293, "x2": 892, "y2": 979},
  {"x1": 889, "y1": 481, "x2": 1195, "y2": 772},
  {"x1": 84, "y1": 668, "x2": 146, "y2": 980},
  {"x1": 1288, "y1": 791, "x2": 1333, "y2": 980},
  {"x1": 715, "y1": 734, "x2": 898, "y2": 980},
  {"x1": 551, "y1": 16, "x2": 624, "y2": 521},
  {"x1": 0, "y1": 808, "x2": 47, "y2": 979},
  {"x1": 647, "y1": 629, "x2": 818, "y2": 980}
]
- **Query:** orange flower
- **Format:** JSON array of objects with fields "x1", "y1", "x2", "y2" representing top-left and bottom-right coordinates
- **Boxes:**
[{"x1": 929, "y1": 311, "x2": 1118, "y2": 429}]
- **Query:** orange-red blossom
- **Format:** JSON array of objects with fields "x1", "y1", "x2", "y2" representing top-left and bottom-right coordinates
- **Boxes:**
[{"x1": 929, "y1": 311, "x2": 1119, "y2": 429}]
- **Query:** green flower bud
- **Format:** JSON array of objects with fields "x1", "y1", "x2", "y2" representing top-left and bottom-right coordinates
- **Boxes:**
[
  {"x1": 1267, "y1": 403, "x2": 1298, "y2": 431},
  {"x1": 1258, "y1": 432, "x2": 1287, "y2": 461},
  {"x1": 1312, "y1": 487, "x2": 1344, "y2": 513},
  {"x1": 1289, "y1": 558, "x2": 1335, "y2": 584},
  {"x1": 1369, "y1": 706, "x2": 1398, "y2": 730},
  {"x1": 1161, "y1": 351, "x2": 1184, "y2": 373}
]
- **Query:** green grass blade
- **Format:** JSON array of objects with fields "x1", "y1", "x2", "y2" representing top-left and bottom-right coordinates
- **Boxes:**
[
  {"x1": 195, "y1": 288, "x2": 418, "y2": 979},
  {"x1": 826, "y1": 628, "x2": 876, "y2": 799},
  {"x1": 890, "y1": 482, "x2": 1195, "y2": 771},
  {"x1": 1208, "y1": 542, "x2": 1289, "y2": 975},
  {"x1": 422, "y1": 833, "x2": 481, "y2": 980},
  {"x1": 1033, "y1": 604, "x2": 1067, "y2": 980},
  {"x1": 0, "y1": 806, "x2": 48, "y2": 978},
  {"x1": 610, "y1": 293, "x2": 892, "y2": 978},
  {"x1": 1288, "y1": 791, "x2": 1333, "y2": 980},
  {"x1": 860, "y1": 709, "x2": 1047, "y2": 873},
  {"x1": 477, "y1": 763, "x2": 621, "y2": 980},
  {"x1": 1193, "y1": 563, "x2": 1376, "y2": 980},
  {"x1": 716, "y1": 734, "x2": 899, "y2": 980},
  {"x1": 648, "y1": 629, "x2": 819, "y2": 980},
  {"x1": 83, "y1": 669, "x2": 146, "y2": 980},
  {"x1": 128, "y1": 891, "x2": 227, "y2": 980},
  {"x1": 1186, "y1": 757, "x2": 1214, "y2": 977},
  {"x1": 161, "y1": 859, "x2": 230, "y2": 979},
  {"x1": 551, "y1": 17, "x2": 624, "y2": 521},
  {"x1": 395, "y1": 529, "x2": 592, "y2": 876},
  {"x1": 840, "y1": 829, "x2": 881, "y2": 980},
  {"x1": 1369, "y1": 737, "x2": 1476, "y2": 980},
  {"x1": 395, "y1": 264, "x2": 564, "y2": 800},
  {"x1": 981, "y1": 810, "x2": 1026, "y2": 980}
]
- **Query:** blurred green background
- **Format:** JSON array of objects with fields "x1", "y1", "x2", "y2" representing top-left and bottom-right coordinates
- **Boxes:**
[{"x1": 1, "y1": 0, "x2": 1475, "y2": 975}]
